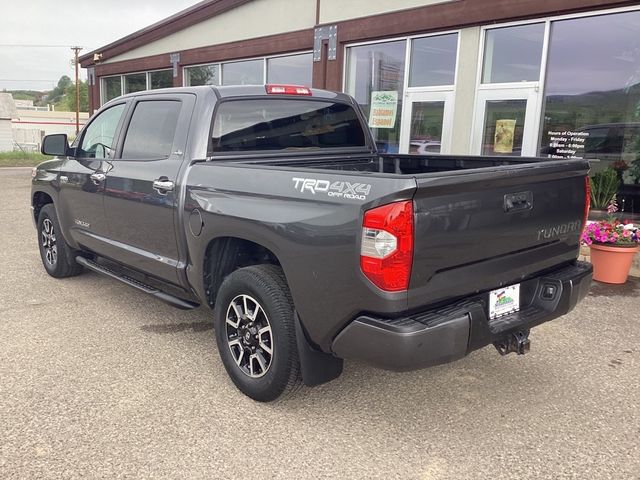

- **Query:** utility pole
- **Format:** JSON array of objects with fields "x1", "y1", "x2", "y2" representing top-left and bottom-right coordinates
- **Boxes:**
[{"x1": 71, "y1": 46, "x2": 82, "y2": 134}]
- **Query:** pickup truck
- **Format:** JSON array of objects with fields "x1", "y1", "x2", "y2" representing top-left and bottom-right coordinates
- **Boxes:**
[{"x1": 32, "y1": 84, "x2": 593, "y2": 401}]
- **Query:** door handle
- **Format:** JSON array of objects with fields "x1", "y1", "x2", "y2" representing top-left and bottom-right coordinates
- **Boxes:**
[
  {"x1": 153, "y1": 178, "x2": 174, "y2": 194},
  {"x1": 90, "y1": 172, "x2": 106, "y2": 185}
]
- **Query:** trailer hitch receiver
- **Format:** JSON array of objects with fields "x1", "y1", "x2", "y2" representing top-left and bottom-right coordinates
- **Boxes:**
[{"x1": 494, "y1": 330, "x2": 530, "y2": 356}]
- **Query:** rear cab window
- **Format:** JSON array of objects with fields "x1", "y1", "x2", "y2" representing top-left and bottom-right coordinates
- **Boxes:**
[
  {"x1": 121, "y1": 100, "x2": 182, "y2": 159},
  {"x1": 210, "y1": 98, "x2": 367, "y2": 153}
]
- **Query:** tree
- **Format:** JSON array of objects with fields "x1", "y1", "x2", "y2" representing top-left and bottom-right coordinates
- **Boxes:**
[
  {"x1": 47, "y1": 75, "x2": 72, "y2": 104},
  {"x1": 64, "y1": 80, "x2": 88, "y2": 112}
]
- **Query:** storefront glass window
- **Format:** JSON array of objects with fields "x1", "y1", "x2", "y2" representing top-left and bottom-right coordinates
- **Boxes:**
[
  {"x1": 222, "y1": 59, "x2": 264, "y2": 85},
  {"x1": 149, "y1": 69, "x2": 173, "y2": 89},
  {"x1": 409, "y1": 34, "x2": 458, "y2": 87},
  {"x1": 482, "y1": 23, "x2": 545, "y2": 83},
  {"x1": 102, "y1": 76, "x2": 122, "y2": 103},
  {"x1": 267, "y1": 53, "x2": 313, "y2": 86},
  {"x1": 346, "y1": 40, "x2": 406, "y2": 153},
  {"x1": 184, "y1": 64, "x2": 220, "y2": 86},
  {"x1": 540, "y1": 10, "x2": 640, "y2": 198},
  {"x1": 123, "y1": 73, "x2": 147, "y2": 94}
]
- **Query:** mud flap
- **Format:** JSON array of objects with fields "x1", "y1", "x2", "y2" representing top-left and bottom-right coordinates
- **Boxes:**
[{"x1": 295, "y1": 313, "x2": 343, "y2": 386}]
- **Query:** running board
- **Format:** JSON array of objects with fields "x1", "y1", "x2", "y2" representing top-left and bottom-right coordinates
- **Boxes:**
[{"x1": 75, "y1": 256, "x2": 199, "y2": 310}]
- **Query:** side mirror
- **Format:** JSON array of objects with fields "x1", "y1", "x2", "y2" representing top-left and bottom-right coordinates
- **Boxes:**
[{"x1": 41, "y1": 134, "x2": 69, "y2": 156}]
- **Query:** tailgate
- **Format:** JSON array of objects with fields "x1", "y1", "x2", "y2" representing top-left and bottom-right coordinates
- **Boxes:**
[{"x1": 408, "y1": 159, "x2": 590, "y2": 309}]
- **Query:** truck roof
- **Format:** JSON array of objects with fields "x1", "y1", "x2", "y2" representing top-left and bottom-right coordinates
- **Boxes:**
[{"x1": 110, "y1": 85, "x2": 351, "y2": 103}]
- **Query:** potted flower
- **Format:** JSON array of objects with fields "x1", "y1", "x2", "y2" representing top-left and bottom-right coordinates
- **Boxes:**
[{"x1": 582, "y1": 200, "x2": 639, "y2": 284}]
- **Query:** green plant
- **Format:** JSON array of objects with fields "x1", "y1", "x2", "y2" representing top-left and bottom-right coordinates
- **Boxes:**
[
  {"x1": 589, "y1": 169, "x2": 619, "y2": 210},
  {"x1": 630, "y1": 159, "x2": 640, "y2": 184},
  {"x1": 0, "y1": 151, "x2": 52, "y2": 168}
]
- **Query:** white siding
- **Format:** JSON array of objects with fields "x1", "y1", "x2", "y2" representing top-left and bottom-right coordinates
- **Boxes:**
[
  {"x1": 104, "y1": 0, "x2": 316, "y2": 64},
  {"x1": 319, "y1": 0, "x2": 454, "y2": 24},
  {"x1": 0, "y1": 119, "x2": 13, "y2": 152}
]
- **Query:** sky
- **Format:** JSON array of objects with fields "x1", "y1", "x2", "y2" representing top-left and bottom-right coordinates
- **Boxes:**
[{"x1": 0, "y1": 0, "x2": 200, "y2": 91}]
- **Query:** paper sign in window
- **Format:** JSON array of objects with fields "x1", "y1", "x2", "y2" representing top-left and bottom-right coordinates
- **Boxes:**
[
  {"x1": 368, "y1": 91, "x2": 398, "y2": 129},
  {"x1": 494, "y1": 119, "x2": 516, "y2": 154}
]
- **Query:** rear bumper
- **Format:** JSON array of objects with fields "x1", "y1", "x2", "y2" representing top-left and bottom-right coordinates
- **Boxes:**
[{"x1": 331, "y1": 261, "x2": 592, "y2": 371}]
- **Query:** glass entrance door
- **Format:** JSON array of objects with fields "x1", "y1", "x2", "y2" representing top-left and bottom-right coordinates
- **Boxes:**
[
  {"x1": 400, "y1": 91, "x2": 453, "y2": 154},
  {"x1": 472, "y1": 87, "x2": 540, "y2": 157}
]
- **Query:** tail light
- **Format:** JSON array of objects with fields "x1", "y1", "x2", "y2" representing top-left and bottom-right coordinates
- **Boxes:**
[
  {"x1": 266, "y1": 84, "x2": 312, "y2": 96},
  {"x1": 360, "y1": 200, "x2": 414, "y2": 292},
  {"x1": 583, "y1": 176, "x2": 591, "y2": 228}
]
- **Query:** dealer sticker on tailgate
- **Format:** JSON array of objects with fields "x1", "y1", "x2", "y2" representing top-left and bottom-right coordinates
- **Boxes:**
[{"x1": 489, "y1": 284, "x2": 520, "y2": 319}]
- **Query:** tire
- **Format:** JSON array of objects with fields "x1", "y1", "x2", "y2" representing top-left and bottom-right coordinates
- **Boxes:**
[
  {"x1": 214, "y1": 265, "x2": 302, "y2": 402},
  {"x1": 37, "y1": 204, "x2": 83, "y2": 278}
]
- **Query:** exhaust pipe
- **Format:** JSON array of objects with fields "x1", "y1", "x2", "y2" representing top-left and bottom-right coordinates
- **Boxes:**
[{"x1": 494, "y1": 330, "x2": 530, "y2": 356}]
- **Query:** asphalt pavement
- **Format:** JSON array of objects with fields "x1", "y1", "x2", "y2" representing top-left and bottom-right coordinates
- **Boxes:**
[{"x1": 1, "y1": 167, "x2": 639, "y2": 479}]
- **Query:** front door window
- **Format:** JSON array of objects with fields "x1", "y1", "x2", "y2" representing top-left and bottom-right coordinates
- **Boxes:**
[
  {"x1": 77, "y1": 104, "x2": 126, "y2": 159},
  {"x1": 409, "y1": 101, "x2": 445, "y2": 154}
]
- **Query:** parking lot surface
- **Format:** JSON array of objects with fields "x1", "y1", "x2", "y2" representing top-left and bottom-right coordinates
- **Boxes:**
[{"x1": 1, "y1": 167, "x2": 639, "y2": 479}]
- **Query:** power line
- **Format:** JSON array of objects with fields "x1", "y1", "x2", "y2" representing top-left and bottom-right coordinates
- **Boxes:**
[
  {"x1": 0, "y1": 44, "x2": 85, "y2": 48},
  {"x1": 0, "y1": 79, "x2": 58, "y2": 82}
]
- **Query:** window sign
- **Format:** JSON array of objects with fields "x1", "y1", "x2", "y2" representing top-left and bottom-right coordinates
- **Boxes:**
[
  {"x1": 368, "y1": 91, "x2": 398, "y2": 129},
  {"x1": 494, "y1": 119, "x2": 516, "y2": 154},
  {"x1": 545, "y1": 130, "x2": 589, "y2": 159},
  {"x1": 481, "y1": 100, "x2": 526, "y2": 156}
]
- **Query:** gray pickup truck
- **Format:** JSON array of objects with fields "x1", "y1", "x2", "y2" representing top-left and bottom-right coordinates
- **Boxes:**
[{"x1": 32, "y1": 85, "x2": 592, "y2": 401}]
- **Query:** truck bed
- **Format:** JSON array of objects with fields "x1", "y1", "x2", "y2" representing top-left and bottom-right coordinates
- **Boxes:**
[
  {"x1": 244, "y1": 153, "x2": 555, "y2": 175},
  {"x1": 192, "y1": 152, "x2": 589, "y2": 349}
]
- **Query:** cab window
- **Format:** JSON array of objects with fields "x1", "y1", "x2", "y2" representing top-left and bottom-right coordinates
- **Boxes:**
[
  {"x1": 121, "y1": 100, "x2": 182, "y2": 159},
  {"x1": 77, "y1": 104, "x2": 126, "y2": 159}
]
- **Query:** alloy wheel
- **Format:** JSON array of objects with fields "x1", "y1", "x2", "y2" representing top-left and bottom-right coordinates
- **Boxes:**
[
  {"x1": 225, "y1": 294, "x2": 273, "y2": 378},
  {"x1": 41, "y1": 218, "x2": 58, "y2": 266}
]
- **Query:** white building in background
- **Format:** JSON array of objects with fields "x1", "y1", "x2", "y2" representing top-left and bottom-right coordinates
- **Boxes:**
[
  {"x1": 12, "y1": 110, "x2": 89, "y2": 150},
  {"x1": 0, "y1": 93, "x2": 17, "y2": 152},
  {"x1": 0, "y1": 93, "x2": 89, "y2": 152}
]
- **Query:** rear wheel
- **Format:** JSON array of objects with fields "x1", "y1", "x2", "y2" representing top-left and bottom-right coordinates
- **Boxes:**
[
  {"x1": 214, "y1": 265, "x2": 302, "y2": 402},
  {"x1": 37, "y1": 204, "x2": 83, "y2": 278}
]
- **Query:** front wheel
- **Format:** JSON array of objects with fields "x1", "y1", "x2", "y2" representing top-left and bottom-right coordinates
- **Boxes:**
[
  {"x1": 214, "y1": 265, "x2": 302, "y2": 402},
  {"x1": 37, "y1": 204, "x2": 83, "y2": 278}
]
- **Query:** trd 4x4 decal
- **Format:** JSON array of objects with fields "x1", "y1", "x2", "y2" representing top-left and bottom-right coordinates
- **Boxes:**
[{"x1": 292, "y1": 177, "x2": 371, "y2": 201}]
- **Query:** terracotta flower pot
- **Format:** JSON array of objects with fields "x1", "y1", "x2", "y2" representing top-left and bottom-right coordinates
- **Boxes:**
[{"x1": 589, "y1": 243, "x2": 640, "y2": 284}]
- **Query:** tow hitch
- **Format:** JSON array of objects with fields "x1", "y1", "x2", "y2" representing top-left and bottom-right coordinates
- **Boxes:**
[{"x1": 494, "y1": 330, "x2": 530, "y2": 356}]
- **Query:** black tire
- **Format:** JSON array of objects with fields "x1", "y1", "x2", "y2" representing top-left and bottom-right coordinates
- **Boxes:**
[
  {"x1": 214, "y1": 265, "x2": 302, "y2": 402},
  {"x1": 37, "y1": 204, "x2": 83, "y2": 278}
]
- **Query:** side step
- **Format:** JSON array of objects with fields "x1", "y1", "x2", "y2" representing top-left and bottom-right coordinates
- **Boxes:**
[{"x1": 76, "y1": 256, "x2": 199, "y2": 310}]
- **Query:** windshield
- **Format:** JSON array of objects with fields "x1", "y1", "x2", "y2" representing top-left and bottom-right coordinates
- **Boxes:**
[{"x1": 211, "y1": 98, "x2": 367, "y2": 152}]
